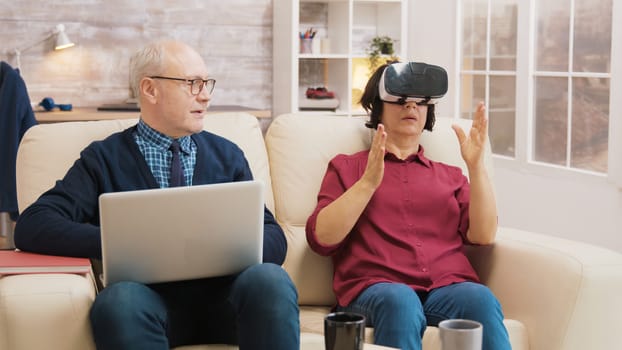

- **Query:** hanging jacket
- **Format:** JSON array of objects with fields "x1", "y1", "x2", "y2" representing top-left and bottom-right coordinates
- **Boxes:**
[{"x1": 0, "y1": 61, "x2": 37, "y2": 219}]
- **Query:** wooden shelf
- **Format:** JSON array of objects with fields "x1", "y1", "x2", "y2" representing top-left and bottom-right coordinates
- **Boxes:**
[{"x1": 35, "y1": 106, "x2": 271, "y2": 123}]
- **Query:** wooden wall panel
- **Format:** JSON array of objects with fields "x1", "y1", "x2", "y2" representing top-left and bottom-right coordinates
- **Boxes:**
[{"x1": 0, "y1": 0, "x2": 273, "y2": 110}]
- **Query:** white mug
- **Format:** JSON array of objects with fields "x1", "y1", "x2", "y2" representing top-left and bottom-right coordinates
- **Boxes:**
[{"x1": 439, "y1": 319, "x2": 483, "y2": 350}]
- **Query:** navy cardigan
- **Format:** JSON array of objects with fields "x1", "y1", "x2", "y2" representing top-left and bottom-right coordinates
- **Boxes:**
[{"x1": 14, "y1": 126, "x2": 287, "y2": 264}]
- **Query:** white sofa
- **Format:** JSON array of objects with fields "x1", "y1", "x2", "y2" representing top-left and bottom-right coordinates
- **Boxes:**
[{"x1": 2, "y1": 112, "x2": 622, "y2": 350}]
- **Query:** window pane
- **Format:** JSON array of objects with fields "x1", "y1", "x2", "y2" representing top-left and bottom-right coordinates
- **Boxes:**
[
  {"x1": 489, "y1": 76, "x2": 516, "y2": 156},
  {"x1": 460, "y1": 74, "x2": 486, "y2": 119},
  {"x1": 571, "y1": 77, "x2": 609, "y2": 172},
  {"x1": 489, "y1": 75, "x2": 515, "y2": 109},
  {"x1": 573, "y1": 0, "x2": 612, "y2": 73},
  {"x1": 533, "y1": 77, "x2": 568, "y2": 165},
  {"x1": 490, "y1": 0, "x2": 517, "y2": 71},
  {"x1": 535, "y1": 0, "x2": 570, "y2": 71},
  {"x1": 462, "y1": 0, "x2": 488, "y2": 70}
]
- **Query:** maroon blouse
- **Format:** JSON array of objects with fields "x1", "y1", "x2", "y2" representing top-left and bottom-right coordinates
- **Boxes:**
[{"x1": 306, "y1": 146, "x2": 481, "y2": 306}]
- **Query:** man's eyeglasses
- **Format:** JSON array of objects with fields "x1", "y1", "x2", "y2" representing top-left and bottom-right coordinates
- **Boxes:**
[{"x1": 149, "y1": 76, "x2": 216, "y2": 96}]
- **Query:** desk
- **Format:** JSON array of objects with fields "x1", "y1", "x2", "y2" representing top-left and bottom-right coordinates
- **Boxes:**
[{"x1": 35, "y1": 106, "x2": 271, "y2": 123}]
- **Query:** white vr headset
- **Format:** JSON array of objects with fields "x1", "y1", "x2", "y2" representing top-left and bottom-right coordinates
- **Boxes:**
[{"x1": 378, "y1": 62, "x2": 448, "y2": 105}]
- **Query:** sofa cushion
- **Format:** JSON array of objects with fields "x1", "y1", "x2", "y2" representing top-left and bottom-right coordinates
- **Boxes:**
[
  {"x1": 202, "y1": 113, "x2": 274, "y2": 212},
  {"x1": 265, "y1": 114, "x2": 372, "y2": 225},
  {"x1": 266, "y1": 114, "x2": 371, "y2": 305},
  {"x1": 281, "y1": 224, "x2": 335, "y2": 305},
  {"x1": 16, "y1": 119, "x2": 137, "y2": 212},
  {"x1": 0, "y1": 273, "x2": 96, "y2": 350},
  {"x1": 469, "y1": 227, "x2": 622, "y2": 350},
  {"x1": 16, "y1": 112, "x2": 274, "y2": 214}
]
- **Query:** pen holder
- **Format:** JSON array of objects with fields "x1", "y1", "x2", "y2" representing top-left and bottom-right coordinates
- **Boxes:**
[{"x1": 300, "y1": 38, "x2": 313, "y2": 54}]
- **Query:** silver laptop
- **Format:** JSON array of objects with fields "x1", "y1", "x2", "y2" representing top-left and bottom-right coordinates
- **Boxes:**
[{"x1": 99, "y1": 180, "x2": 264, "y2": 287}]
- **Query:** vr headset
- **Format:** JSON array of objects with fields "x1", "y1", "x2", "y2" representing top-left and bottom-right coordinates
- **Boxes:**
[{"x1": 379, "y1": 62, "x2": 448, "y2": 105}]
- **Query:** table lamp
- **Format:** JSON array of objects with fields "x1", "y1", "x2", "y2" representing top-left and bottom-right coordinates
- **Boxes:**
[{"x1": 6, "y1": 24, "x2": 75, "y2": 71}]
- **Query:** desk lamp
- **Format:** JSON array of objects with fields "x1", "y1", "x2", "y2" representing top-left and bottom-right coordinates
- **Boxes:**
[{"x1": 7, "y1": 24, "x2": 75, "y2": 71}]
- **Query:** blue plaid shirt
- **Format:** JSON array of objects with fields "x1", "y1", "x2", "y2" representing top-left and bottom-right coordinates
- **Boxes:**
[{"x1": 133, "y1": 119, "x2": 197, "y2": 187}]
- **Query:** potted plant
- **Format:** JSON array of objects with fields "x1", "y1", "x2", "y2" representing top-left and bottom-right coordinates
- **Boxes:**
[{"x1": 366, "y1": 35, "x2": 397, "y2": 72}]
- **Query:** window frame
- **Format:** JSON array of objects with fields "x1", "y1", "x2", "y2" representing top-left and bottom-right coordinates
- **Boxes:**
[{"x1": 455, "y1": 0, "x2": 622, "y2": 187}]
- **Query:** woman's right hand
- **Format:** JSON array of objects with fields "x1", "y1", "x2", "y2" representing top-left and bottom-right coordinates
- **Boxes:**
[
  {"x1": 361, "y1": 123, "x2": 387, "y2": 190},
  {"x1": 313, "y1": 124, "x2": 386, "y2": 246}
]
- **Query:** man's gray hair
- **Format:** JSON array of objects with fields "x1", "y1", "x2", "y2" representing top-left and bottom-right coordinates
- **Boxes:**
[{"x1": 128, "y1": 40, "x2": 168, "y2": 100}]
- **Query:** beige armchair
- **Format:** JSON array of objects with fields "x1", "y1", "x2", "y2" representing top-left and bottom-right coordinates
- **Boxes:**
[{"x1": 1, "y1": 112, "x2": 621, "y2": 350}]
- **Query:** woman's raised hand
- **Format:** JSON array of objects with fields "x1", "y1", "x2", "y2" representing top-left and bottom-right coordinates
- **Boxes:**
[
  {"x1": 452, "y1": 102, "x2": 488, "y2": 169},
  {"x1": 361, "y1": 123, "x2": 387, "y2": 190}
]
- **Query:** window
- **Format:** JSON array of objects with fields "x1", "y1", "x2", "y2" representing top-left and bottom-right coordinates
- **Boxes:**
[
  {"x1": 459, "y1": 0, "x2": 615, "y2": 176},
  {"x1": 533, "y1": 0, "x2": 611, "y2": 173},
  {"x1": 460, "y1": 0, "x2": 518, "y2": 158}
]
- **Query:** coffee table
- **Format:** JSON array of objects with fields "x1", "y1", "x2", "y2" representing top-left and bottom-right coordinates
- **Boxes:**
[{"x1": 301, "y1": 332, "x2": 398, "y2": 349}]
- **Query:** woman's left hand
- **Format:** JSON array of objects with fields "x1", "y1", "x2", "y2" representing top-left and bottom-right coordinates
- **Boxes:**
[{"x1": 452, "y1": 101, "x2": 488, "y2": 169}]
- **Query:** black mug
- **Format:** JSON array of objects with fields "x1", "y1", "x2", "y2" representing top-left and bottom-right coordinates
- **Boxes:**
[{"x1": 324, "y1": 312, "x2": 366, "y2": 350}]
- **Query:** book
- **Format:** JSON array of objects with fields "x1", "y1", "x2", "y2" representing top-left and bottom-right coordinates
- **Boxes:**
[{"x1": 0, "y1": 250, "x2": 92, "y2": 275}]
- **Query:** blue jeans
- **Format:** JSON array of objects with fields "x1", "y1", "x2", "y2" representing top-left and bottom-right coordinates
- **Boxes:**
[
  {"x1": 337, "y1": 282, "x2": 511, "y2": 350},
  {"x1": 90, "y1": 263, "x2": 299, "y2": 350}
]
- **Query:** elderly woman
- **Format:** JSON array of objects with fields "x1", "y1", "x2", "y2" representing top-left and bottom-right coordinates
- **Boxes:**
[{"x1": 306, "y1": 62, "x2": 511, "y2": 350}]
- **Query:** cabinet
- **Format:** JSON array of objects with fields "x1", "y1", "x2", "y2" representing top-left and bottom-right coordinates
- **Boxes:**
[{"x1": 273, "y1": 0, "x2": 408, "y2": 117}]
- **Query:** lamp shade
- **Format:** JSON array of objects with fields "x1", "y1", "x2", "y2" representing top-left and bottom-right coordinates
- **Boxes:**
[
  {"x1": 54, "y1": 24, "x2": 75, "y2": 50},
  {"x1": 5, "y1": 23, "x2": 76, "y2": 70}
]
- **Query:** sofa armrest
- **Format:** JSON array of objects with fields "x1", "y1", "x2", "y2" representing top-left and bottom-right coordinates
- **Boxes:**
[
  {"x1": 466, "y1": 227, "x2": 622, "y2": 350},
  {"x1": 0, "y1": 273, "x2": 96, "y2": 350}
]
